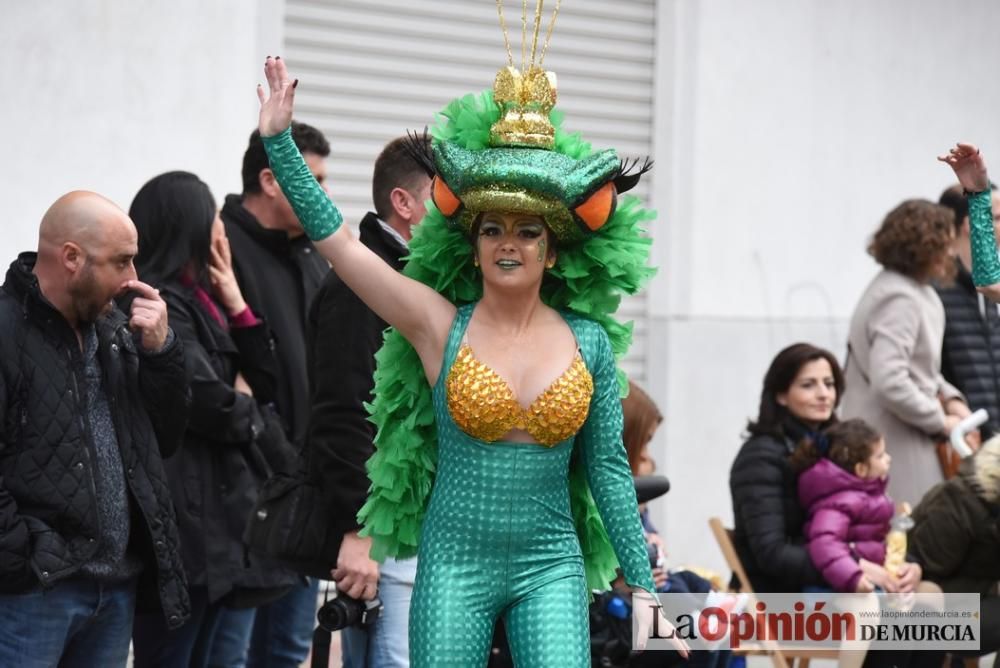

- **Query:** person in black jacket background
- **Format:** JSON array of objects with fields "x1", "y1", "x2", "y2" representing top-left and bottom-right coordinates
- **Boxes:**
[
  {"x1": 0, "y1": 191, "x2": 190, "y2": 667},
  {"x1": 935, "y1": 183, "x2": 1000, "y2": 438},
  {"x1": 306, "y1": 136, "x2": 430, "y2": 667},
  {"x1": 731, "y1": 342, "x2": 930, "y2": 602},
  {"x1": 729, "y1": 343, "x2": 841, "y2": 593},
  {"x1": 219, "y1": 123, "x2": 331, "y2": 668},
  {"x1": 128, "y1": 172, "x2": 299, "y2": 667}
]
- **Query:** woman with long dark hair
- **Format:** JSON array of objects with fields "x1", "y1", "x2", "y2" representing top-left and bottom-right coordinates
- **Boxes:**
[
  {"x1": 729, "y1": 343, "x2": 844, "y2": 593},
  {"x1": 127, "y1": 171, "x2": 296, "y2": 667}
]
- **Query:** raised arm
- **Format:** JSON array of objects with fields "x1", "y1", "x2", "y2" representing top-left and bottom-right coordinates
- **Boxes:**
[
  {"x1": 938, "y1": 143, "x2": 999, "y2": 300},
  {"x1": 257, "y1": 56, "x2": 454, "y2": 378}
]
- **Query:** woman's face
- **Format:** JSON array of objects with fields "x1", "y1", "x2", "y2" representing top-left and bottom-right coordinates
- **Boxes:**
[
  {"x1": 475, "y1": 212, "x2": 553, "y2": 288},
  {"x1": 776, "y1": 358, "x2": 837, "y2": 426}
]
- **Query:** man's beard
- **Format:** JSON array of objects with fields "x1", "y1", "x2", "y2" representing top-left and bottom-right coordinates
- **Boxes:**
[{"x1": 68, "y1": 262, "x2": 111, "y2": 324}]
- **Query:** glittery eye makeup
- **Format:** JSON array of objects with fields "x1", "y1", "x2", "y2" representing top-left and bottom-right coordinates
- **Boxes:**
[
  {"x1": 479, "y1": 220, "x2": 504, "y2": 236},
  {"x1": 517, "y1": 223, "x2": 544, "y2": 239}
]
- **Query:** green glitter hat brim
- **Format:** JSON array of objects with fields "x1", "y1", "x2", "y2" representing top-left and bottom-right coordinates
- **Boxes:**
[
  {"x1": 455, "y1": 186, "x2": 580, "y2": 243},
  {"x1": 433, "y1": 121, "x2": 619, "y2": 245}
]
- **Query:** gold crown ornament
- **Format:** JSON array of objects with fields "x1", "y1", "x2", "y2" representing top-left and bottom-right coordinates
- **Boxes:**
[
  {"x1": 490, "y1": 0, "x2": 561, "y2": 149},
  {"x1": 400, "y1": 0, "x2": 653, "y2": 243}
]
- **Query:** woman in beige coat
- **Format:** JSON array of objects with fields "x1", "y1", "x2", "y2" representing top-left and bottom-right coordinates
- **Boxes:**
[{"x1": 841, "y1": 199, "x2": 976, "y2": 505}]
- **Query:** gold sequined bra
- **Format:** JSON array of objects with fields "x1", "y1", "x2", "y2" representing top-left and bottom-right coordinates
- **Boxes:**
[{"x1": 446, "y1": 343, "x2": 594, "y2": 446}]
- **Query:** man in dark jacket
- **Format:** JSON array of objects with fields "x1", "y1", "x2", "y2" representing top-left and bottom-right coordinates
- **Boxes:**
[
  {"x1": 936, "y1": 183, "x2": 1000, "y2": 438},
  {"x1": 0, "y1": 191, "x2": 190, "y2": 666},
  {"x1": 219, "y1": 123, "x2": 331, "y2": 667},
  {"x1": 306, "y1": 136, "x2": 430, "y2": 667}
]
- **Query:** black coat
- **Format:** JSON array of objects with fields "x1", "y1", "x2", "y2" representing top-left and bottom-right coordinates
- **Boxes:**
[
  {"x1": 909, "y1": 456, "x2": 1000, "y2": 596},
  {"x1": 936, "y1": 262, "x2": 1000, "y2": 438},
  {"x1": 729, "y1": 427, "x2": 824, "y2": 592},
  {"x1": 0, "y1": 253, "x2": 191, "y2": 627},
  {"x1": 305, "y1": 213, "x2": 406, "y2": 546},
  {"x1": 222, "y1": 195, "x2": 330, "y2": 450},
  {"x1": 159, "y1": 283, "x2": 299, "y2": 604}
]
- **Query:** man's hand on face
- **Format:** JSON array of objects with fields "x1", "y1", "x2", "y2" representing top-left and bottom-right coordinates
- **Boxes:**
[{"x1": 126, "y1": 280, "x2": 169, "y2": 352}]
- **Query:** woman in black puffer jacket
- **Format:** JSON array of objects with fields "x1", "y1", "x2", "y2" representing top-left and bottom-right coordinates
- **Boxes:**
[
  {"x1": 729, "y1": 343, "x2": 843, "y2": 593},
  {"x1": 127, "y1": 172, "x2": 298, "y2": 668}
]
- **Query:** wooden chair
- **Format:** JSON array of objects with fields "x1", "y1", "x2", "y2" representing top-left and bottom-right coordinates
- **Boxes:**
[{"x1": 708, "y1": 517, "x2": 840, "y2": 668}]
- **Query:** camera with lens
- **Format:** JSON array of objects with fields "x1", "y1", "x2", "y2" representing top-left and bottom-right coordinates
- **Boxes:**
[{"x1": 317, "y1": 593, "x2": 383, "y2": 631}]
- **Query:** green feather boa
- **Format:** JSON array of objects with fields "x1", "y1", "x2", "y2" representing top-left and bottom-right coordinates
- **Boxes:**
[{"x1": 357, "y1": 90, "x2": 656, "y2": 592}]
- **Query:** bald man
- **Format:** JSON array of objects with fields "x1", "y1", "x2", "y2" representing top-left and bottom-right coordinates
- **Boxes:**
[{"x1": 0, "y1": 191, "x2": 190, "y2": 667}]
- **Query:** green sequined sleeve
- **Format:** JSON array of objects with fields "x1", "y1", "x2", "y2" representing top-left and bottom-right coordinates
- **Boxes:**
[
  {"x1": 969, "y1": 189, "x2": 1000, "y2": 287},
  {"x1": 577, "y1": 324, "x2": 656, "y2": 594},
  {"x1": 261, "y1": 127, "x2": 343, "y2": 241}
]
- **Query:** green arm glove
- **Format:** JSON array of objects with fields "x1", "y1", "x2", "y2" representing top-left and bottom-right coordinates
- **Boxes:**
[
  {"x1": 577, "y1": 324, "x2": 656, "y2": 594},
  {"x1": 969, "y1": 189, "x2": 1000, "y2": 287},
  {"x1": 261, "y1": 127, "x2": 343, "y2": 241}
]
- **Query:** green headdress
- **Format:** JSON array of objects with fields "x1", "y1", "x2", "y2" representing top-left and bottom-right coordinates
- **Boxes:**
[{"x1": 356, "y1": 1, "x2": 657, "y2": 592}]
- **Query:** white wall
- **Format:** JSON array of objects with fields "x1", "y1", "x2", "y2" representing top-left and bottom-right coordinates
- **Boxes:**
[
  {"x1": 649, "y1": 0, "x2": 1000, "y2": 576},
  {"x1": 1, "y1": 1, "x2": 280, "y2": 254}
]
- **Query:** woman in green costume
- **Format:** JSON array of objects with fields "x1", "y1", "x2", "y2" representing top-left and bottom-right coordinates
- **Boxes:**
[{"x1": 255, "y1": 42, "x2": 687, "y2": 664}]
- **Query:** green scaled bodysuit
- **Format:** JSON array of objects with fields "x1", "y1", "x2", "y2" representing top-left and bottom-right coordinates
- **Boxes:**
[
  {"x1": 410, "y1": 304, "x2": 654, "y2": 666},
  {"x1": 968, "y1": 189, "x2": 999, "y2": 287}
]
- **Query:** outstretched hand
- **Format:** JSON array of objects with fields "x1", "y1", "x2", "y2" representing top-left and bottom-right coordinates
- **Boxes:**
[
  {"x1": 257, "y1": 56, "x2": 298, "y2": 138},
  {"x1": 938, "y1": 142, "x2": 990, "y2": 193}
]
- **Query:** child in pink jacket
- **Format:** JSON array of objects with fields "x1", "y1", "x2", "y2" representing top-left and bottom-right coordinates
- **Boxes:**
[{"x1": 791, "y1": 419, "x2": 894, "y2": 592}]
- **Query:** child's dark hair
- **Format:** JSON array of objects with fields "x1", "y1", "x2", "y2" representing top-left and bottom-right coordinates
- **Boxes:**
[{"x1": 790, "y1": 418, "x2": 882, "y2": 474}]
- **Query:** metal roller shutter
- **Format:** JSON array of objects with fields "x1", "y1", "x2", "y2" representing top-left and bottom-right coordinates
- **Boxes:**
[{"x1": 284, "y1": 0, "x2": 655, "y2": 383}]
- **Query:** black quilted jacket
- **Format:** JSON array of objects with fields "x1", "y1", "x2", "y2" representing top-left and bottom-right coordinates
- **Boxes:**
[
  {"x1": 729, "y1": 428, "x2": 824, "y2": 592},
  {"x1": 936, "y1": 262, "x2": 1000, "y2": 439},
  {"x1": 0, "y1": 252, "x2": 191, "y2": 628}
]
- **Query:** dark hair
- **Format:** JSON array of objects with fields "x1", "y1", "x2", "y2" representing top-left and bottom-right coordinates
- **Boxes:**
[
  {"x1": 868, "y1": 199, "x2": 954, "y2": 282},
  {"x1": 789, "y1": 418, "x2": 881, "y2": 474},
  {"x1": 746, "y1": 343, "x2": 844, "y2": 439},
  {"x1": 622, "y1": 380, "x2": 663, "y2": 475},
  {"x1": 130, "y1": 171, "x2": 216, "y2": 287},
  {"x1": 939, "y1": 184, "x2": 968, "y2": 233},
  {"x1": 373, "y1": 135, "x2": 431, "y2": 221},
  {"x1": 241, "y1": 121, "x2": 331, "y2": 195}
]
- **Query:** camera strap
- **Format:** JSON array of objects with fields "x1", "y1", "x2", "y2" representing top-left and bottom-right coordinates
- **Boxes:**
[{"x1": 310, "y1": 583, "x2": 334, "y2": 668}]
